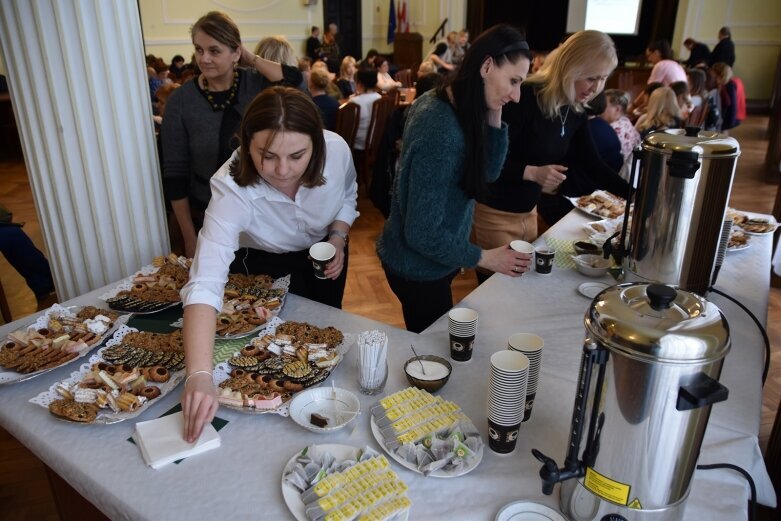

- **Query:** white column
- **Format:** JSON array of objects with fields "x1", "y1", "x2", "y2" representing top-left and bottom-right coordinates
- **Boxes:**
[{"x1": 0, "y1": 0, "x2": 169, "y2": 300}]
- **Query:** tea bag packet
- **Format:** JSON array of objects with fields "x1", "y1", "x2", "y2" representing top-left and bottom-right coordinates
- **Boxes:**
[
  {"x1": 305, "y1": 469, "x2": 401, "y2": 520},
  {"x1": 301, "y1": 454, "x2": 389, "y2": 505},
  {"x1": 359, "y1": 496, "x2": 412, "y2": 521},
  {"x1": 307, "y1": 480, "x2": 409, "y2": 521},
  {"x1": 373, "y1": 392, "x2": 441, "y2": 427},
  {"x1": 371, "y1": 387, "x2": 421, "y2": 419},
  {"x1": 381, "y1": 409, "x2": 463, "y2": 450}
]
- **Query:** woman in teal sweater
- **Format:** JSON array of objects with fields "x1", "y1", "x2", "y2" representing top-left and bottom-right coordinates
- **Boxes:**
[{"x1": 377, "y1": 25, "x2": 532, "y2": 333}]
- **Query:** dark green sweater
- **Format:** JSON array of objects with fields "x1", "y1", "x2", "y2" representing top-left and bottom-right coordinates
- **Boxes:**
[{"x1": 376, "y1": 91, "x2": 509, "y2": 281}]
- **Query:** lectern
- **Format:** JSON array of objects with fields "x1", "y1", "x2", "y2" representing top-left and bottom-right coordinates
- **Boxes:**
[{"x1": 393, "y1": 32, "x2": 423, "y2": 70}]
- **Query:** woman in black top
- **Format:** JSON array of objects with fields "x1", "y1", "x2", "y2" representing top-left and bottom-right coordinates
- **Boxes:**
[{"x1": 472, "y1": 30, "x2": 629, "y2": 280}]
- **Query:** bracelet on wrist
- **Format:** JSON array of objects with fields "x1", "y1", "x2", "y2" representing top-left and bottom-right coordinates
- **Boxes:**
[{"x1": 185, "y1": 370, "x2": 212, "y2": 387}]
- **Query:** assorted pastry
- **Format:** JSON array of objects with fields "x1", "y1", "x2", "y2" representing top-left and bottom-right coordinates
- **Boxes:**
[
  {"x1": 218, "y1": 322, "x2": 344, "y2": 411},
  {"x1": 728, "y1": 208, "x2": 778, "y2": 234},
  {"x1": 214, "y1": 275, "x2": 286, "y2": 337},
  {"x1": 48, "y1": 361, "x2": 171, "y2": 423},
  {"x1": 0, "y1": 306, "x2": 122, "y2": 375},
  {"x1": 106, "y1": 254, "x2": 191, "y2": 312},
  {"x1": 284, "y1": 445, "x2": 411, "y2": 521},
  {"x1": 728, "y1": 231, "x2": 750, "y2": 249},
  {"x1": 575, "y1": 191, "x2": 626, "y2": 219},
  {"x1": 99, "y1": 330, "x2": 186, "y2": 371}
]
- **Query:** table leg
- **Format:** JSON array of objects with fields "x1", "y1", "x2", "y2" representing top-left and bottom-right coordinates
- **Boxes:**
[{"x1": 44, "y1": 465, "x2": 109, "y2": 521}]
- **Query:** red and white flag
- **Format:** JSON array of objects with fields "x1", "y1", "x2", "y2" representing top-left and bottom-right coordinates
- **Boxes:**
[{"x1": 398, "y1": 0, "x2": 409, "y2": 33}]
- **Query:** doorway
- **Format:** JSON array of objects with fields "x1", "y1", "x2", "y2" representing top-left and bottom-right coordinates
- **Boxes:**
[{"x1": 322, "y1": 1, "x2": 362, "y2": 62}]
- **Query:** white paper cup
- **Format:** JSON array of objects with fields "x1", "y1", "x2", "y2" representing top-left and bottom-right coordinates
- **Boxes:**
[
  {"x1": 309, "y1": 242, "x2": 336, "y2": 280},
  {"x1": 510, "y1": 240, "x2": 535, "y2": 254},
  {"x1": 508, "y1": 333, "x2": 544, "y2": 353}
]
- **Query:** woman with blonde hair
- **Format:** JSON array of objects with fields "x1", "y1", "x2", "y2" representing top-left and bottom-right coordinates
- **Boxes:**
[
  {"x1": 634, "y1": 86, "x2": 682, "y2": 137},
  {"x1": 253, "y1": 35, "x2": 298, "y2": 67},
  {"x1": 711, "y1": 62, "x2": 741, "y2": 130},
  {"x1": 336, "y1": 56, "x2": 357, "y2": 98},
  {"x1": 472, "y1": 30, "x2": 629, "y2": 276}
]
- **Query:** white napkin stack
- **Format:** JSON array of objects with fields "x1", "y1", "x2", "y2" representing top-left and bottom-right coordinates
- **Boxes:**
[{"x1": 132, "y1": 411, "x2": 221, "y2": 469}]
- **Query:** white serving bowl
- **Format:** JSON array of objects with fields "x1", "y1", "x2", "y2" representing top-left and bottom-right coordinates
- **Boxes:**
[
  {"x1": 573, "y1": 254, "x2": 612, "y2": 277},
  {"x1": 288, "y1": 385, "x2": 361, "y2": 433}
]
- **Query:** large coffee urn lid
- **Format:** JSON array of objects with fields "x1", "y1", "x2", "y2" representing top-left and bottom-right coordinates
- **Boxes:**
[
  {"x1": 585, "y1": 283, "x2": 730, "y2": 364},
  {"x1": 643, "y1": 129, "x2": 739, "y2": 158}
]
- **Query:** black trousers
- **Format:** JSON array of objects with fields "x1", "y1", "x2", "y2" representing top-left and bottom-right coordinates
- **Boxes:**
[
  {"x1": 383, "y1": 266, "x2": 458, "y2": 333},
  {"x1": 230, "y1": 242, "x2": 348, "y2": 309}
]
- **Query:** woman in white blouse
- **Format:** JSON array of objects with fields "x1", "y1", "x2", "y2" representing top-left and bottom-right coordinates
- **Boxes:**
[
  {"x1": 180, "y1": 87, "x2": 358, "y2": 441},
  {"x1": 375, "y1": 56, "x2": 401, "y2": 92}
]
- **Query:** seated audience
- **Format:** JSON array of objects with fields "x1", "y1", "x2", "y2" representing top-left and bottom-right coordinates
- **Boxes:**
[
  {"x1": 628, "y1": 81, "x2": 663, "y2": 117},
  {"x1": 711, "y1": 62, "x2": 743, "y2": 131},
  {"x1": 309, "y1": 68, "x2": 339, "y2": 131},
  {"x1": 169, "y1": 55, "x2": 187, "y2": 78},
  {"x1": 336, "y1": 56, "x2": 357, "y2": 99},
  {"x1": 670, "y1": 81, "x2": 692, "y2": 120},
  {"x1": 586, "y1": 92, "x2": 623, "y2": 173},
  {"x1": 349, "y1": 69, "x2": 382, "y2": 151},
  {"x1": 602, "y1": 89, "x2": 641, "y2": 179},
  {"x1": 254, "y1": 36, "x2": 298, "y2": 67},
  {"x1": 646, "y1": 40, "x2": 687, "y2": 86},
  {"x1": 375, "y1": 56, "x2": 402, "y2": 92},
  {"x1": 417, "y1": 60, "x2": 437, "y2": 78},
  {"x1": 635, "y1": 86, "x2": 682, "y2": 137},
  {"x1": 359, "y1": 49, "x2": 379, "y2": 70},
  {"x1": 687, "y1": 68, "x2": 707, "y2": 108}
]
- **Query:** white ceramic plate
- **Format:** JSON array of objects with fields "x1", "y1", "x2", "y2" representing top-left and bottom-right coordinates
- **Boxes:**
[
  {"x1": 495, "y1": 501, "x2": 568, "y2": 521},
  {"x1": 281, "y1": 444, "x2": 410, "y2": 521},
  {"x1": 369, "y1": 416, "x2": 483, "y2": 478},
  {"x1": 578, "y1": 282, "x2": 610, "y2": 299},
  {"x1": 288, "y1": 385, "x2": 360, "y2": 433}
]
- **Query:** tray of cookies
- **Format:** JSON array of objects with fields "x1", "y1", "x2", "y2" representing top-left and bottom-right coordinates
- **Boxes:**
[
  {"x1": 282, "y1": 444, "x2": 411, "y2": 521},
  {"x1": 0, "y1": 304, "x2": 130, "y2": 385},
  {"x1": 169, "y1": 274, "x2": 290, "y2": 339},
  {"x1": 568, "y1": 190, "x2": 626, "y2": 220},
  {"x1": 213, "y1": 318, "x2": 354, "y2": 416},
  {"x1": 100, "y1": 254, "x2": 191, "y2": 313},
  {"x1": 29, "y1": 326, "x2": 185, "y2": 424}
]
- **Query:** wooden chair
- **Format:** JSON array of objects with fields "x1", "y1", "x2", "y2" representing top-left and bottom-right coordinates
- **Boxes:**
[
  {"x1": 357, "y1": 97, "x2": 395, "y2": 188},
  {"x1": 686, "y1": 101, "x2": 710, "y2": 128},
  {"x1": 381, "y1": 88, "x2": 400, "y2": 106},
  {"x1": 334, "y1": 102, "x2": 360, "y2": 149},
  {"x1": 395, "y1": 68, "x2": 412, "y2": 88}
]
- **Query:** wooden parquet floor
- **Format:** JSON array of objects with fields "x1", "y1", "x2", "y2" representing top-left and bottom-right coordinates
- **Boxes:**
[{"x1": 0, "y1": 116, "x2": 779, "y2": 519}]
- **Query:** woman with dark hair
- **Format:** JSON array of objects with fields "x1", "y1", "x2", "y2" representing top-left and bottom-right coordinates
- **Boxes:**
[
  {"x1": 646, "y1": 39, "x2": 687, "y2": 86},
  {"x1": 377, "y1": 24, "x2": 532, "y2": 333},
  {"x1": 472, "y1": 30, "x2": 628, "y2": 275},
  {"x1": 375, "y1": 56, "x2": 402, "y2": 92},
  {"x1": 162, "y1": 11, "x2": 303, "y2": 258},
  {"x1": 180, "y1": 86, "x2": 358, "y2": 442}
]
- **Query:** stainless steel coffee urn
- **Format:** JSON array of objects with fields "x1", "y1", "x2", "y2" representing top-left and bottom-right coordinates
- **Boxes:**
[
  {"x1": 621, "y1": 130, "x2": 740, "y2": 295},
  {"x1": 533, "y1": 283, "x2": 730, "y2": 521}
]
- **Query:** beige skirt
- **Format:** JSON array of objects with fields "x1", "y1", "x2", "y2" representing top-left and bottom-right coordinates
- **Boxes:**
[{"x1": 471, "y1": 202, "x2": 538, "y2": 275}]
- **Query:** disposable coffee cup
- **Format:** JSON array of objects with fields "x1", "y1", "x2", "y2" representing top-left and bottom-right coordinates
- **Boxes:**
[
  {"x1": 309, "y1": 242, "x2": 336, "y2": 280},
  {"x1": 534, "y1": 247, "x2": 555, "y2": 274},
  {"x1": 510, "y1": 240, "x2": 534, "y2": 254},
  {"x1": 487, "y1": 418, "x2": 521, "y2": 453},
  {"x1": 448, "y1": 308, "x2": 478, "y2": 362},
  {"x1": 523, "y1": 392, "x2": 537, "y2": 422}
]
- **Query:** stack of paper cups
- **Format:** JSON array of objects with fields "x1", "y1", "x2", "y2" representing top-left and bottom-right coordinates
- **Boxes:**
[
  {"x1": 487, "y1": 350, "x2": 529, "y2": 453},
  {"x1": 448, "y1": 308, "x2": 478, "y2": 362},
  {"x1": 507, "y1": 333, "x2": 544, "y2": 422}
]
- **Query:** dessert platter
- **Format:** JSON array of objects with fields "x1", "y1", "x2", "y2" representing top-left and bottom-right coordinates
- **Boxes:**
[
  {"x1": 169, "y1": 274, "x2": 290, "y2": 339},
  {"x1": 568, "y1": 190, "x2": 626, "y2": 219},
  {"x1": 101, "y1": 254, "x2": 190, "y2": 313},
  {"x1": 0, "y1": 304, "x2": 129, "y2": 385},
  {"x1": 727, "y1": 230, "x2": 751, "y2": 252},
  {"x1": 30, "y1": 326, "x2": 185, "y2": 424},
  {"x1": 282, "y1": 444, "x2": 411, "y2": 521},
  {"x1": 369, "y1": 387, "x2": 484, "y2": 478},
  {"x1": 728, "y1": 208, "x2": 779, "y2": 235},
  {"x1": 213, "y1": 318, "x2": 354, "y2": 416}
]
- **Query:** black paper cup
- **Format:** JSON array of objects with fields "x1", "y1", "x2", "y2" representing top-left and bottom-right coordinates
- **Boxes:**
[
  {"x1": 309, "y1": 242, "x2": 336, "y2": 280},
  {"x1": 534, "y1": 247, "x2": 555, "y2": 274},
  {"x1": 487, "y1": 418, "x2": 521, "y2": 453},
  {"x1": 449, "y1": 334, "x2": 475, "y2": 361}
]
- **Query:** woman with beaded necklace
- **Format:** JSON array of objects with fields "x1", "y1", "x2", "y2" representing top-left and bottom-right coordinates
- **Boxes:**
[{"x1": 162, "y1": 11, "x2": 303, "y2": 258}]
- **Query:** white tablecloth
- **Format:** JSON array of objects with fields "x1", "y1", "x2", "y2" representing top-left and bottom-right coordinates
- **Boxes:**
[{"x1": 0, "y1": 210, "x2": 775, "y2": 520}]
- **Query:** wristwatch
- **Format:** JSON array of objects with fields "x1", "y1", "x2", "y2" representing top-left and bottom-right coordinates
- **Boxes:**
[{"x1": 328, "y1": 230, "x2": 349, "y2": 244}]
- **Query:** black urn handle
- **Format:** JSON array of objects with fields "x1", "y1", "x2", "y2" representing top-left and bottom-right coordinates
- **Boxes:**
[
  {"x1": 677, "y1": 372, "x2": 729, "y2": 411},
  {"x1": 647, "y1": 284, "x2": 677, "y2": 310}
]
